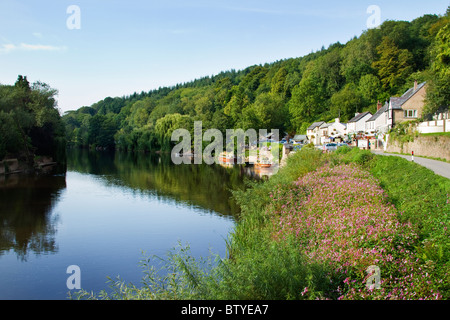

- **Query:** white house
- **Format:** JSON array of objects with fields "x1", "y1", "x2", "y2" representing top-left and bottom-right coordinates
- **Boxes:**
[
  {"x1": 347, "y1": 112, "x2": 372, "y2": 136},
  {"x1": 319, "y1": 122, "x2": 332, "y2": 144},
  {"x1": 306, "y1": 121, "x2": 325, "y2": 145},
  {"x1": 366, "y1": 101, "x2": 389, "y2": 136},
  {"x1": 365, "y1": 102, "x2": 389, "y2": 149},
  {"x1": 320, "y1": 118, "x2": 347, "y2": 144}
]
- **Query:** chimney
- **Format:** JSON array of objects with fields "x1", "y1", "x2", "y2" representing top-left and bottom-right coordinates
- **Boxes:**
[
  {"x1": 414, "y1": 80, "x2": 418, "y2": 91},
  {"x1": 377, "y1": 101, "x2": 382, "y2": 111}
]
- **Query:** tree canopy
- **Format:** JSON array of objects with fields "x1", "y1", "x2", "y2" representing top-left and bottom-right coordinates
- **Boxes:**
[
  {"x1": 62, "y1": 9, "x2": 449, "y2": 151},
  {"x1": 0, "y1": 76, "x2": 66, "y2": 163}
]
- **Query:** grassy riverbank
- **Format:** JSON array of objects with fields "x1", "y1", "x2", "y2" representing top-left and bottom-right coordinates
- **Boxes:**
[{"x1": 72, "y1": 147, "x2": 450, "y2": 300}]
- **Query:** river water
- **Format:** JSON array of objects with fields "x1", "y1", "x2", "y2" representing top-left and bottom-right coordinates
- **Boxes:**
[{"x1": 0, "y1": 149, "x2": 270, "y2": 300}]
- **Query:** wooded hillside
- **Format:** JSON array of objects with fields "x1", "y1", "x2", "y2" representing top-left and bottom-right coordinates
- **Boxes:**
[{"x1": 62, "y1": 9, "x2": 450, "y2": 152}]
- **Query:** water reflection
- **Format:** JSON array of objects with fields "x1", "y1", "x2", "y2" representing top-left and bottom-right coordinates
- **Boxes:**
[
  {"x1": 0, "y1": 149, "x2": 264, "y2": 262},
  {"x1": 67, "y1": 149, "x2": 255, "y2": 217},
  {"x1": 0, "y1": 150, "x2": 267, "y2": 299},
  {"x1": 0, "y1": 172, "x2": 66, "y2": 260}
]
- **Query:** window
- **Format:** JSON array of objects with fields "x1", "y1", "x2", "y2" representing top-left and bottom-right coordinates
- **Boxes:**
[{"x1": 404, "y1": 109, "x2": 417, "y2": 118}]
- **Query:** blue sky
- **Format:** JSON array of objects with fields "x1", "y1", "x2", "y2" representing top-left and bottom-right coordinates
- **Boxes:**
[{"x1": 0, "y1": 0, "x2": 447, "y2": 113}]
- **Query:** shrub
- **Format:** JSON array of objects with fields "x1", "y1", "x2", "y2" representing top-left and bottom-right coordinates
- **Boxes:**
[
  {"x1": 335, "y1": 145, "x2": 351, "y2": 155},
  {"x1": 351, "y1": 150, "x2": 374, "y2": 165}
]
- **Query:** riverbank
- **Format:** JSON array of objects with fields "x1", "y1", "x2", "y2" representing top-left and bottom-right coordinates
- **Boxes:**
[
  {"x1": 0, "y1": 156, "x2": 59, "y2": 176},
  {"x1": 72, "y1": 147, "x2": 450, "y2": 300},
  {"x1": 222, "y1": 147, "x2": 449, "y2": 299}
]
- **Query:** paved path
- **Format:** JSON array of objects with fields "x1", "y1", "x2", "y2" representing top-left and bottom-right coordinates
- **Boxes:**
[{"x1": 371, "y1": 151, "x2": 450, "y2": 180}]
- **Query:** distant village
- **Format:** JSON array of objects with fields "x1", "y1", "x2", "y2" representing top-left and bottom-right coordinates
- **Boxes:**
[{"x1": 286, "y1": 81, "x2": 449, "y2": 152}]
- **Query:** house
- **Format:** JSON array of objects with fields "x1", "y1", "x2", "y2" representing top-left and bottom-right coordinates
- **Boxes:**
[
  {"x1": 319, "y1": 122, "x2": 332, "y2": 144},
  {"x1": 306, "y1": 121, "x2": 325, "y2": 145},
  {"x1": 366, "y1": 101, "x2": 389, "y2": 136},
  {"x1": 347, "y1": 112, "x2": 372, "y2": 136},
  {"x1": 365, "y1": 101, "x2": 390, "y2": 149},
  {"x1": 360, "y1": 81, "x2": 427, "y2": 149},
  {"x1": 366, "y1": 81, "x2": 427, "y2": 135},
  {"x1": 292, "y1": 135, "x2": 308, "y2": 144},
  {"x1": 328, "y1": 118, "x2": 347, "y2": 142},
  {"x1": 319, "y1": 118, "x2": 347, "y2": 144},
  {"x1": 386, "y1": 81, "x2": 427, "y2": 129}
]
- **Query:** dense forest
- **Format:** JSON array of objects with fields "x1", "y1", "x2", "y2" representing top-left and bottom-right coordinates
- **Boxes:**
[
  {"x1": 62, "y1": 9, "x2": 450, "y2": 152},
  {"x1": 0, "y1": 76, "x2": 66, "y2": 165}
]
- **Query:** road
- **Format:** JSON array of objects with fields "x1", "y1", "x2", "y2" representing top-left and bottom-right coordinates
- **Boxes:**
[{"x1": 371, "y1": 151, "x2": 450, "y2": 180}]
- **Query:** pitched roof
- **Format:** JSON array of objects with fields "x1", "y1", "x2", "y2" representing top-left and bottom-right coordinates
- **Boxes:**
[
  {"x1": 348, "y1": 111, "x2": 372, "y2": 123},
  {"x1": 319, "y1": 123, "x2": 332, "y2": 128},
  {"x1": 293, "y1": 135, "x2": 307, "y2": 140},
  {"x1": 390, "y1": 82, "x2": 427, "y2": 110},
  {"x1": 367, "y1": 102, "x2": 388, "y2": 122},
  {"x1": 307, "y1": 121, "x2": 325, "y2": 130}
]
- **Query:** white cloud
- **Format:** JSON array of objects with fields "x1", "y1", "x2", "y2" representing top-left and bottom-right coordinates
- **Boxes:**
[
  {"x1": 20, "y1": 43, "x2": 67, "y2": 51},
  {"x1": 0, "y1": 43, "x2": 16, "y2": 53},
  {"x1": 32, "y1": 32, "x2": 43, "y2": 39},
  {"x1": 0, "y1": 42, "x2": 67, "y2": 54}
]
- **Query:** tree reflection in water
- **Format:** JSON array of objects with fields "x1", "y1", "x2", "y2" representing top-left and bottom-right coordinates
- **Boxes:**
[
  {"x1": 0, "y1": 149, "x2": 268, "y2": 262},
  {"x1": 0, "y1": 171, "x2": 66, "y2": 261},
  {"x1": 67, "y1": 149, "x2": 260, "y2": 218}
]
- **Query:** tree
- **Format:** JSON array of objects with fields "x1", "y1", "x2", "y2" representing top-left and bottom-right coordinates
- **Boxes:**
[
  {"x1": 241, "y1": 93, "x2": 287, "y2": 131},
  {"x1": 316, "y1": 46, "x2": 345, "y2": 96},
  {"x1": 270, "y1": 67, "x2": 288, "y2": 95},
  {"x1": 154, "y1": 113, "x2": 192, "y2": 150},
  {"x1": 425, "y1": 21, "x2": 450, "y2": 116},
  {"x1": 239, "y1": 66, "x2": 268, "y2": 102},
  {"x1": 0, "y1": 76, "x2": 65, "y2": 163},
  {"x1": 224, "y1": 85, "x2": 250, "y2": 124},
  {"x1": 340, "y1": 36, "x2": 375, "y2": 84},
  {"x1": 330, "y1": 84, "x2": 364, "y2": 122},
  {"x1": 358, "y1": 74, "x2": 384, "y2": 106},
  {"x1": 0, "y1": 112, "x2": 22, "y2": 159},
  {"x1": 372, "y1": 37, "x2": 414, "y2": 93},
  {"x1": 288, "y1": 62, "x2": 327, "y2": 130}
]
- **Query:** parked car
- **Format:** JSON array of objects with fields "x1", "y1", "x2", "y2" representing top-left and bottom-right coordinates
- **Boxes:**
[
  {"x1": 337, "y1": 143, "x2": 348, "y2": 148},
  {"x1": 324, "y1": 143, "x2": 338, "y2": 151}
]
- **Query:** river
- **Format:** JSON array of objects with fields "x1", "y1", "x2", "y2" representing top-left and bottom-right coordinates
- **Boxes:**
[{"x1": 0, "y1": 149, "x2": 272, "y2": 300}]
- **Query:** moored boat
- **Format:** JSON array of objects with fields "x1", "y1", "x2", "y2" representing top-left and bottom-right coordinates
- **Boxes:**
[{"x1": 219, "y1": 152, "x2": 236, "y2": 164}]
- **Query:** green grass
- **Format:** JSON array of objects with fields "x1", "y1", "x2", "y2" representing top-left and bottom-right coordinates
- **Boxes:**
[
  {"x1": 420, "y1": 132, "x2": 450, "y2": 137},
  {"x1": 380, "y1": 151, "x2": 448, "y2": 163}
]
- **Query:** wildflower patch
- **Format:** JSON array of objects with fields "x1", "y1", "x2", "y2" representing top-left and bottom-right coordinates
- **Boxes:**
[{"x1": 269, "y1": 164, "x2": 442, "y2": 300}]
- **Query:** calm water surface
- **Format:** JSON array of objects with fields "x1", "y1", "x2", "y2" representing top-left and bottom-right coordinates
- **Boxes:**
[{"x1": 0, "y1": 150, "x2": 267, "y2": 300}]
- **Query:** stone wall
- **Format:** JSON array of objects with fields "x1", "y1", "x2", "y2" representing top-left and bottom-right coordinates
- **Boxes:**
[
  {"x1": 386, "y1": 135, "x2": 450, "y2": 161},
  {"x1": 0, "y1": 159, "x2": 20, "y2": 175}
]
